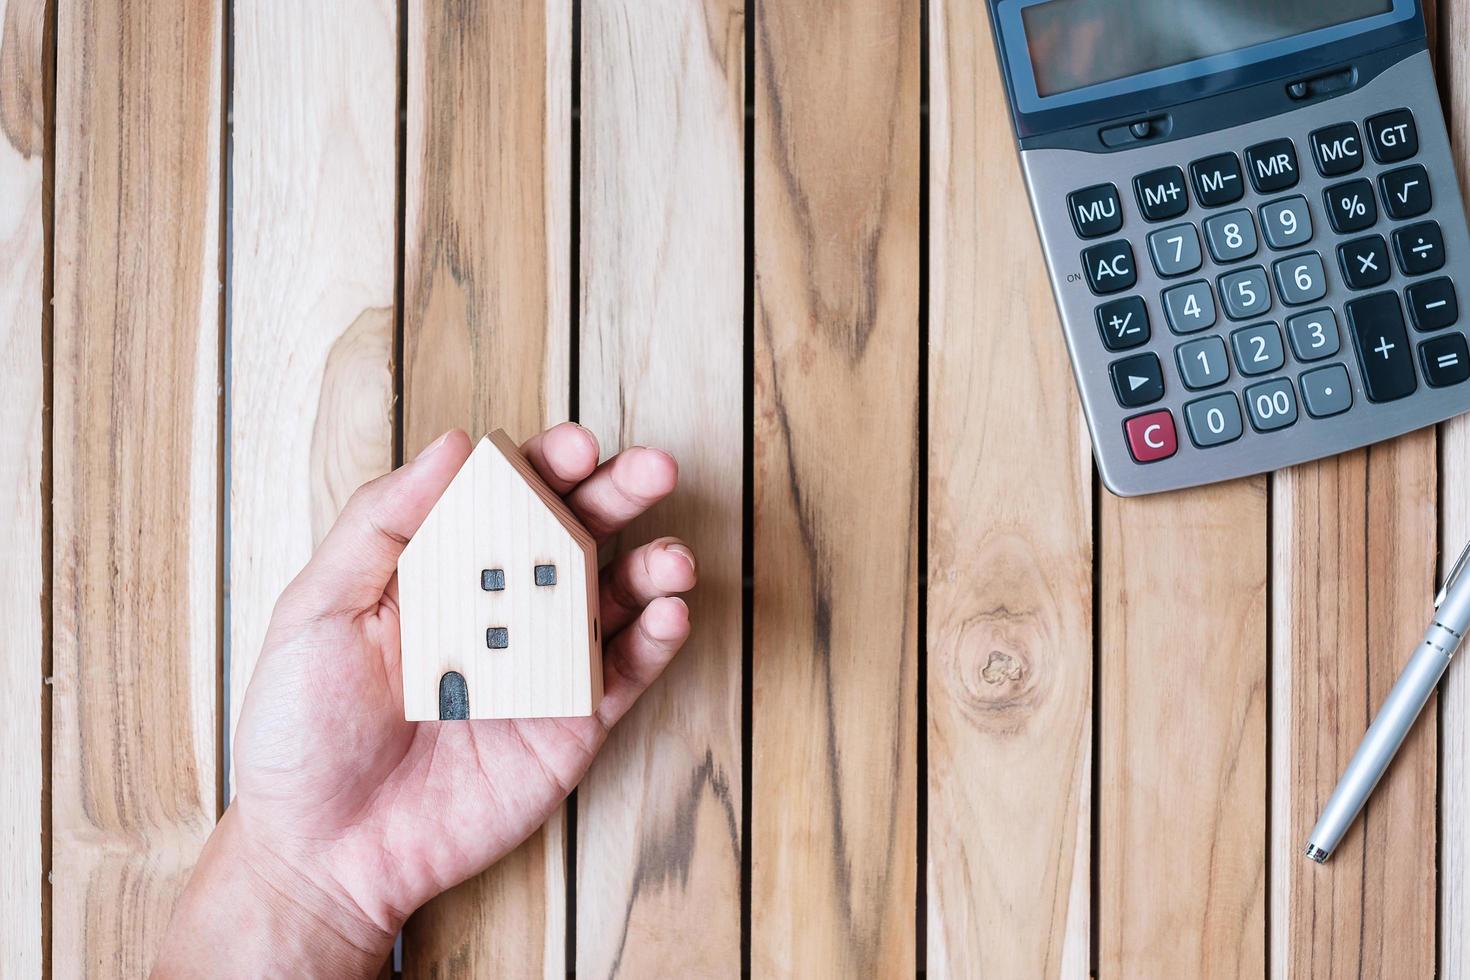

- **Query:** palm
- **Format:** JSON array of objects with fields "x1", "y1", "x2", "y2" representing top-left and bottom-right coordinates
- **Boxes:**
[{"x1": 229, "y1": 425, "x2": 695, "y2": 923}]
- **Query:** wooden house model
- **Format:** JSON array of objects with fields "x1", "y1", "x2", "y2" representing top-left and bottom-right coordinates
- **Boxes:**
[{"x1": 397, "y1": 430, "x2": 602, "y2": 720}]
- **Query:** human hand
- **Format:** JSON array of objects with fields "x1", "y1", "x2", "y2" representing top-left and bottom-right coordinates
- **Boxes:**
[{"x1": 155, "y1": 425, "x2": 697, "y2": 977}]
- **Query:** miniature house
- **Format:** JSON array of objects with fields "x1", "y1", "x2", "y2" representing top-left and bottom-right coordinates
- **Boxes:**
[{"x1": 397, "y1": 430, "x2": 602, "y2": 720}]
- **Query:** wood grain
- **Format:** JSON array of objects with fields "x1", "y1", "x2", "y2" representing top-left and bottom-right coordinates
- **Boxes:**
[
  {"x1": 1099, "y1": 482, "x2": 1268, "y2": 976},
  {"x1": 1271, "y1": 441, "x2": 1437, "y2": 979},
  {"x1": 397, "y1": 431, "x2": 601, "y2": 721},
  {"x1": 751, "y1": 0, "x2": 919, "y2": 974},
  {"x1": 400, "y1": 0, "x2": 570, "y2": 972},
  {"x1": 574, "y1": 0, "x2": 744, "y2": 973},
  {"x1": 926, "y1": 1, "x2": 1092, "y2": 975},
  {"x1": 228, "y1": 0, "x2": 396, "y2": 772},
  {"x1": 50, "y1": 0, "x2": 222, "y2": 973},
  {"x1": 0, "y1": 0, "x2": 45, "y2": 973}
]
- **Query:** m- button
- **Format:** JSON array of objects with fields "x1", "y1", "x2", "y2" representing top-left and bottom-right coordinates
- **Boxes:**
[
  {"x1": 1190, "y1": 152, "x2": 1245, "y2": 208},
  {"x1": 1124, "y1": 410, "x2": 1178, "y2": 463},
  {"x1": 1134, "y1": 165, "x2": 1189, "y2": 221}
]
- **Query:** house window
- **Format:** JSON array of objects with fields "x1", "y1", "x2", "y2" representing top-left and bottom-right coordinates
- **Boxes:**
[
  {"x1": 486, "y1": 627, "x2": 509, "y2": 649},
  {"x1": 439, "y1": 671, "x2": 469, "y2": 720},
  {"x1": 481, "y1": 568, "x2": 505, "y2": 591},
  {"x1": 534, "y1": 564, "x2": 557, "y2": 586}
]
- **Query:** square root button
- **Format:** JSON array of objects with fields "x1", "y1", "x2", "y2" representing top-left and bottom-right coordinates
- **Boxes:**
[{"x1": 1124, "y1": 410, "x2": 1178, "y2": 463}]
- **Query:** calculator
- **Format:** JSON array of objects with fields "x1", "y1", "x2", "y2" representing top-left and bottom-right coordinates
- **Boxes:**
[{"x1": 987, "y1": 0, "x2": 1470, "y2": 495}]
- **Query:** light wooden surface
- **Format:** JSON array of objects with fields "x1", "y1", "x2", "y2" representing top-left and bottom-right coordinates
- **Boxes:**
[
  {"x1": 228, "y1": 0, "x2": 397, "y2": 766},
  {"x1": 575, "y1": 0, "x2": 745, "y2": 973},
  {"x1": 400, "y1": 1, "x2": 570, "y2": 973},
  {"x1": 50, "y1": 0, "x2": 222, "y2": 974},
  {"x1": 398, "y1": 431, "x2": 601, "y2": 721},
  {"x1": 15, "y1": 0, "x2": 1470, "y2": 975},
  {"x1": 928, "y1": 1, "x2": 1093, "y2": 974},
  {"x1": 0, "y1": 0, "x2": 44, "y2": 974},
  {"x1": 752, "y1": 0, "x2": 920, "y2": 974}
]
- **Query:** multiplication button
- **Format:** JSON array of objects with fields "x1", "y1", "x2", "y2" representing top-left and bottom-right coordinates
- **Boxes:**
[
  {"x1": 1406, "y1": 277, "x2": 1458, "y2": 331},
  {"x1": 1421, "y1": 334, "x2": 1470, "y2": 387},
  {"x1": 1096, "y1": 295, "x2": 1150, "y2": 351},
  {"x1": 1380, "y1": 165, "x2": 1431, "y2": 220},
  {"x1": 1068, "y1": 183, "x2": 1123, "y2": 238},
  {"x1": 1134, "y1": 166, "x2": 1189, "y2": 221},
  {"x1": 1300, "y1": 364, "x2": 1354, "y2": 418},
  {"x1": 1338, "y1": 234, "x2": 1391, "y2": 290},
  {"x1": 1184, "y1": 393, "x2": 1244, "y2": 448}
]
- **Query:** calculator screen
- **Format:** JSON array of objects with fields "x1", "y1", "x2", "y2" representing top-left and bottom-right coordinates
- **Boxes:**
[{"x1": 1023, "y1": 0, "x2": 1394, "y2": 97}]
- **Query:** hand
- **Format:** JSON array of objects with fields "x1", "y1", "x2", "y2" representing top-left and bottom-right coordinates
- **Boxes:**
[{"x1": 155, "y1": 425, "x2": 697, "y2": 977}]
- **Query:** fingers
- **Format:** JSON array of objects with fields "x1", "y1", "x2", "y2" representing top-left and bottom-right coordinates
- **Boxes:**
[
  {"x1": 521, "y1": 422, "x2": 600, "y2": 495},
  {"x1": 595, "y1": 596, "x2": 691, "y2": 730},
  {"x1": 285, "y1": 430, "x2": 474, "y2": 619},
  {"x1": 599, "y1": 537, "x2": 698, "y2": 636},
  {"x1": 566, "y1": 447, "x2": 678, "y2": 541}
]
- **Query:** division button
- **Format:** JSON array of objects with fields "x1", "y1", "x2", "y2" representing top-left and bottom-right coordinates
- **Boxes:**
[
  {"x1": 1299, "y1": 363, "x2": 1354, "y2": 418},
  {"x1": 1124, "y1": 410, "x2": 1178, "y2": 463},
  {"x1": 1393, "y1": 220, "x2": 1446, "y2": 276},
  {"x1": 1110, "y1": 351, "x2": 1165, "y2": 407},
  {"x1": 1347, "y1": 291, "x2": 1418, "y2": 402},
  {"x1": 1420, "y1": 333, "x2": 1470, "y2": 387}
]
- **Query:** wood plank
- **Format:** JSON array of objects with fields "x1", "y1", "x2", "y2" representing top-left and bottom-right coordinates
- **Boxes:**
[
  {"x1": 0, "y1": 0, "x2": 45, "y2": 973},
  {"x1": 574, "y1": 0, "x2": 744, "y2": 973},
  {"x1": 1271, "y1": 441, "x2": 1436, "y2": 979},
  {"x1": 751, "y1": 0, "x2": 919, "y2": 974},
  {"x1": 228, "y1": 0, "x2": 397, "y2": 777},
  {"x1": 926, "y1": 0, "x2": 1092, "y2": 975},
  {"x1": 1099, "y1": 482, "x2": 1267, "y2": 975},
  {"x1": 400, "y1": 0, "x2": 570, "y2": 973},
  {"x1": 50, "y1": 0, "x2": 222, "y2": 973}
]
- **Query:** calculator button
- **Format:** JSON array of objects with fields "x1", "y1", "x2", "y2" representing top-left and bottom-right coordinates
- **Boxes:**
[
  {"x1": 1096, "y1": 295, "x2": 1151, "y2": 351},
  {"x1": 1069, "y1": 183, "x2": 1124, "y2": 239},
  {"x1": 1260, "y1": 196, "x2": 1314, "y2": 250},
  {"x1": 1184, "y1": 393, "x2": 1244, "y2": 448},
  {"x1": 1190, "y1": 152, "x2": 1245, "y2": 208},
  {"x1": 1218, "y1": 266, "x2": 1272, "y2": 320},
  {"x1": 1162, "y1": 280, "x2": 1217, "y2": 334},
  {"x1": 1406, "y1": 277, "x2": 1458, "y2": 331},
  {"x1": 1346, "y1": 291, "x2": 1417, "y2": 402},
  {"x1": 1175, "y1": 336, "x2": 1230, "y2": 390},
  {"x1": 1246, "y1": 138, "x2": 1300, "y2": 193},
  {"x1": 1273, "y1": 252, "x2": 1328, "y2": 306},
  {"x1": 1338, "y1": 234, "x2": 1392, "y2": 290},
  {"x1": 1147, "y1": 223, "x2": 1203, "y2": 277},
  {"x1": 1380, "y1": 164, "x2": 1432, "y2": 220},
  {"x1": 1082, "y1": 239, "x2": 1137, "y2": 294},
  {"x1": 1124, "y1": 410, "x2": 1178, "y2": 463},
  {"x1": 1393, "y1": 221, "x2": 1445, "y2": 276},
  {"x1": 1311, "y1": 122, "x2": 1365, "y2": 176},
  {"x1": 1366, "y1": 108, "x2": 1418, "y2": 164},
  {"x1": 1110, "y1": 352, "x2": 1165, "y2": 407},
  {"x1": 1134, "y1": 166, "x2": 1189, "y2": 221},
  {"x1": 1203, "y1": 210, "x2": 1259, "y2": 263},
  {"x1": 1286, "y1": 308, "x2": 1341, "y2": 361},
  {"x1": 1420, "y1": 333, "x2": 1470, "y2": 387},
  {"x1": 1244, "y1": 378, "x2": 1299, "y2": 432},
  {"x1": 1323, "y1": 179, "x2": 1377, "y2": 234},
  {"x1": 1300, "y1": 363, "x2": 1354, "y2": 418},
  {"x1": 1231, "y1": 322, "x2": 1286, "y2": 376}
]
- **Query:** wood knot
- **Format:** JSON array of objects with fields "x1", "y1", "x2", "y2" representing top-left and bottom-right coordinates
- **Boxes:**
[{"x1": 981, "y1": 651, "x2": 1024, "y2": 685}]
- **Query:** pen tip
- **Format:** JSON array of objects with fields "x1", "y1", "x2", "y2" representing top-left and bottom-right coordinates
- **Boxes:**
[{"x1": 1305, "y1": 843, "x2": 1329, "y2": 864}]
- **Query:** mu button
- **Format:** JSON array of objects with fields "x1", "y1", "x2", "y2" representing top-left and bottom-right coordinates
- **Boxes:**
[
  {"x1": 1125, "y1": 410, "x2": 1178, "y2": 463},
  {"x1": 1109, "y1": 352, "x2": 1165, "y2": 407}
]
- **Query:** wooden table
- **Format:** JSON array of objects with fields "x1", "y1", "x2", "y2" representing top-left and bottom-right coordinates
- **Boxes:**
[{"x1": 2, "y1": 0, "x2": 1467, "y2": 976}]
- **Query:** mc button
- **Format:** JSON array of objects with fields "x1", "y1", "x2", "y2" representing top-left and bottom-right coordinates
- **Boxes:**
[
  {"x1": 1124, "y1": 410, "x2": 1178, "y2": 463},
  {"x1": 1311, "y1": 122, "x2": 1364, "y2": 176},
  {"x1": 1083, "y1": 239, "x2": 1137, "y2": 295}
]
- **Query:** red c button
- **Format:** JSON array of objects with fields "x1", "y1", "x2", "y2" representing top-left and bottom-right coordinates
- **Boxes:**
[{"x1": 1125, "y1": 410, "x2": 1177, "y2": 463}]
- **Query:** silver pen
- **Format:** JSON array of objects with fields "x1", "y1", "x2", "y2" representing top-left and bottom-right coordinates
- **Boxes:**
[{"x1": 1306, "y1": 536, "x2": 1470, "y2": 863}]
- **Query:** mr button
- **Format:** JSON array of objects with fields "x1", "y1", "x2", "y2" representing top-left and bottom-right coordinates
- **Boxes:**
[
  {"x1": 1082, "y1": 240, "x2": 1137, "y2": 294},
  {"x1": 1124, "y1": 410, "x2": 1178, "y2": 463}
]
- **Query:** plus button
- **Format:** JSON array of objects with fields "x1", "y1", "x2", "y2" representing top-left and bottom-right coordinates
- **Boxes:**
[{"x1": 1374, "y1": 336, "x2": 1396, "y2": 359}]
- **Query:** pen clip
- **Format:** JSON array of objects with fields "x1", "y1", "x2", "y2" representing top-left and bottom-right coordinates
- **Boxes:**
[{"x1": 1438, "y1": 538, "x2": 1470, "y2": 609}]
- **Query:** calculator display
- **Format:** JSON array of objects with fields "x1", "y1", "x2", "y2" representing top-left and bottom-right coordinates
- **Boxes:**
[{"x1": 1023, "y1": 0, "x2": 1395, "y2": 97}]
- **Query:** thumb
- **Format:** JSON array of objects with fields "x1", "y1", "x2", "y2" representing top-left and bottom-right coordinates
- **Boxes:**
[{"x1": 285, "y1": 429, "x2": 473, "y2": 619}]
